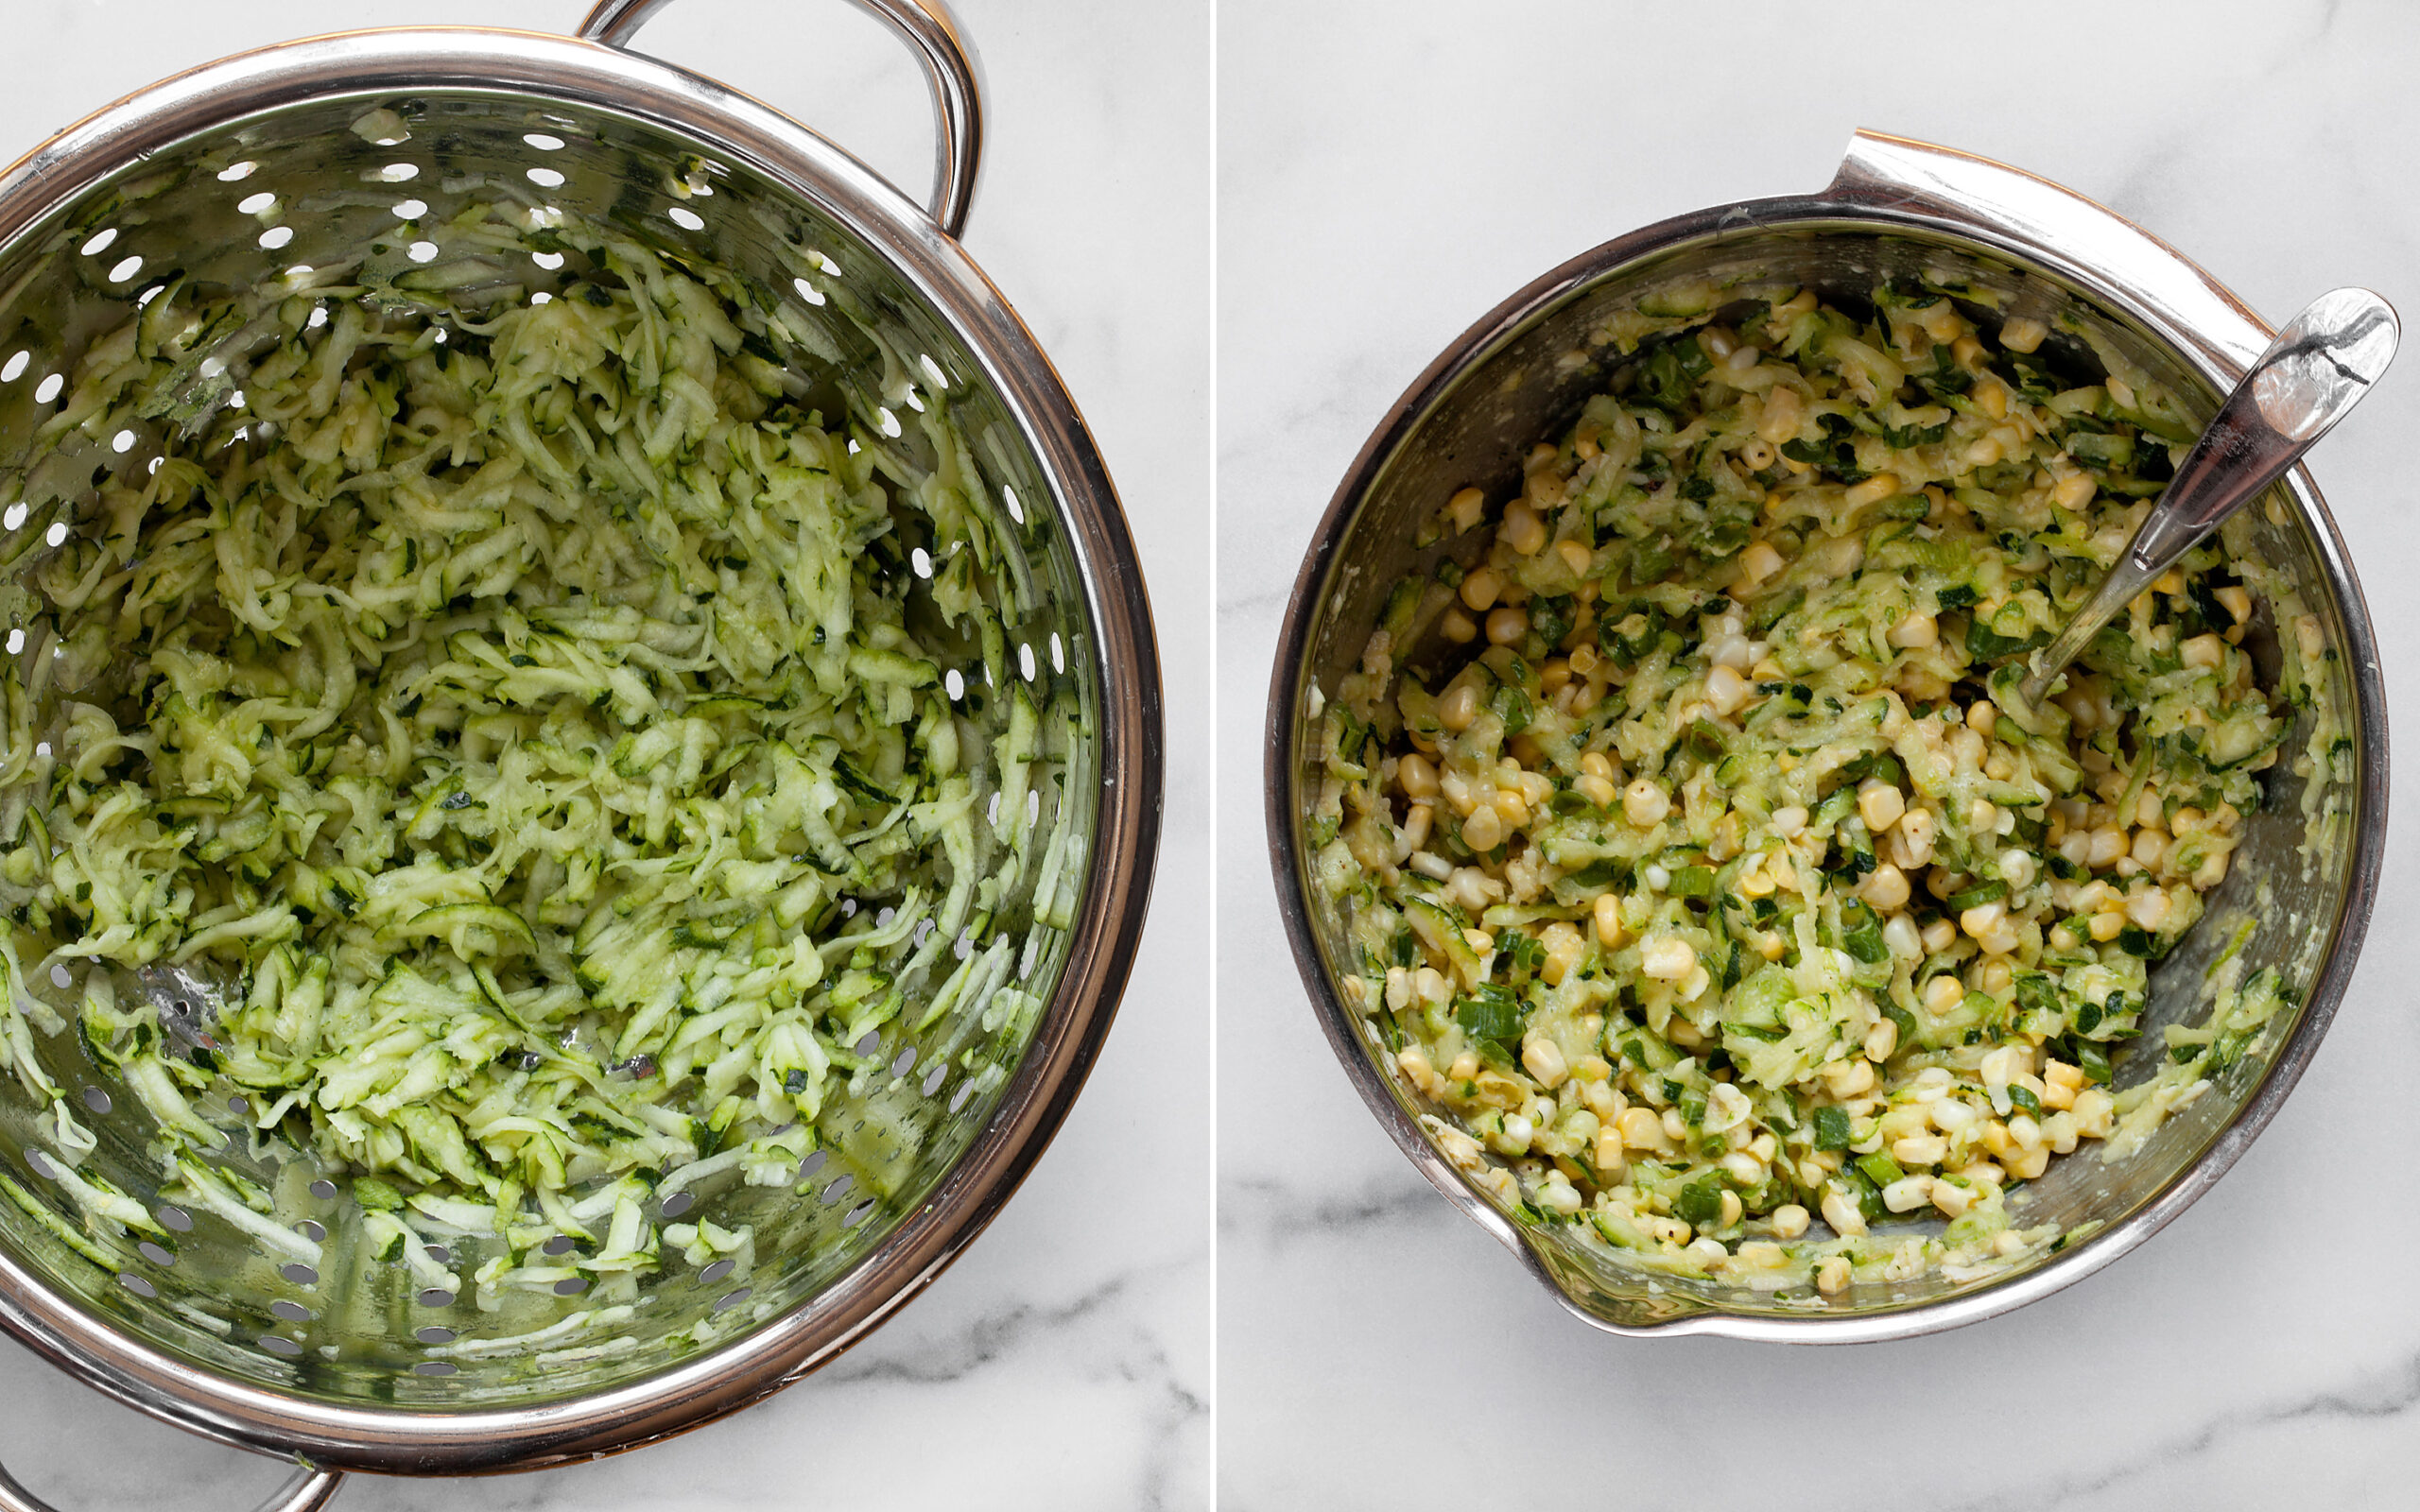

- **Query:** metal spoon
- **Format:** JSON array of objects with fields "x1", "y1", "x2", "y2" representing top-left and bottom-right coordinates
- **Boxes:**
[{"x1": 2014, "y1": 287, "x2": 2398, "y2": 711}]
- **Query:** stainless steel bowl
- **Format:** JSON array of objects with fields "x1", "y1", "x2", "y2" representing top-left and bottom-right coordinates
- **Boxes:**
[
  {"x1": 0, "y1": 3, "x2": 1161, "y2": 1505},
  {"x1": 1266, "y1": 130, "x2": 2385, "y2": 1343}
]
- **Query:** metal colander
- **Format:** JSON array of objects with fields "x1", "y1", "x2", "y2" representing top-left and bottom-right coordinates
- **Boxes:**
[{"x1": 0, "y1": 4, "x2": 1161, "y2": 1506}]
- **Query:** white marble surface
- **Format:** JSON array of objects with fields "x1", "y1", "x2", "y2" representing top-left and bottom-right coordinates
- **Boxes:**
[
  {"x1": 1219, "y1": 1, "x2": 2420, "y2": 1506},
  {"x1": 0, "y1": 2, "x2": 1208, "y2": 1508}
]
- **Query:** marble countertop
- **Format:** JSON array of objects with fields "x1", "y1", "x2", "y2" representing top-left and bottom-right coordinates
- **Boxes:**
[
  {"x1": 0, "y1": 3, "x2": 1208, "y2": 1508},
  {"x1": 1218, "y1": 1, "x2": 2420, "y2": 1506}
]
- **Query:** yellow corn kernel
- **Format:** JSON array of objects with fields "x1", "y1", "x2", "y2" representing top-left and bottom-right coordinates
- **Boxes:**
[
  {"x1": 1538, "y1": 921, "x2": 1584, "y2": 988},
  {"x1": 1616, "y1": 1107, "x2": 1670, "y2": 1152},
  {"x1": 1436, "y1": 680, "x2": 1480, "y2": 733},
  {"x1": 1520, "y1": 1032, "x2": 1568, "y2": 1088},
  {"x1": 1857, "y1": 781, "x2": 1906, "y2": 833},
  {"x1": 1887, "y1": 609, "x2": 1938, "y2": 649},
  {"x1": 1756, "y1": 385, "x2": 1806, "y2": 445},
  {"x1": 1998, "y1": 317, "x2": 2048, "y2": 353},
  {"x1": 1462, "y1": 801, "x2": 1509, "y2": 851},
  {"x1": 1844, "y1": 472, "x2": 1900, "y2": 509},
  {"x1": 1592, "y1": 892, "x2": 1625, "y2": 948},
  {"x1": 1737, "y1": 539, "x2": 1784, "y2": 586},
  {"x1": 1622, "y1": 780, "x2": 1671, "y2": 827},
  {"x1": 1639, "y1": 936, "x2": 1696, "y2": 981},
  {"x1": 1500, "y1": 502, "x2": 1547, "y2": 557}
]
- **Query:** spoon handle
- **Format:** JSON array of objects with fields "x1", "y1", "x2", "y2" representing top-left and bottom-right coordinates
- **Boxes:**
[{"x1": 2017, "y1": 287, "x2": 2398, "y2": 708}]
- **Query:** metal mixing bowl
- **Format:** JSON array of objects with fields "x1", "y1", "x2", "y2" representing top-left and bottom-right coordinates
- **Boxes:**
[
  {"x1": 1267, "y1": 130, "x2": 2385, "y2": 1343},
  {"x1": 0, "y1": 3, "x2": 1160, "y2": 1505}
]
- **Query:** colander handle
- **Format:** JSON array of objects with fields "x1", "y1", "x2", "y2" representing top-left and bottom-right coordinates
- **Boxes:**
[
  {"x1": 0, "y1": 1461, "x2": 341, "y2": 1512},
  {"x1": 575, "y1": 0, "x2": 987, "y2": 238}
]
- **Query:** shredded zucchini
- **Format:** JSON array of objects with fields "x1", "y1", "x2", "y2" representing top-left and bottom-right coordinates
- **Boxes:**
[{"x1": 0, "y1": 197, "x2": 1073, "y2": 1291}]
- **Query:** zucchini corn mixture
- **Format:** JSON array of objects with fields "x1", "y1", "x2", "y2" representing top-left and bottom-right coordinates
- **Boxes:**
[
  {"x1": 0, "y1": 198, "x2": 1075, "y2": 1303},
  {"x1": 1314, "y1": 284, "x2": 2313, "y2": 1294}
]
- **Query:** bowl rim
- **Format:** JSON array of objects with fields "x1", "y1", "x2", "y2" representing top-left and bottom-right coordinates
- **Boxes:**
[
  {"x1": 0, "y1": 22, "x2": 1163, "y2": 1469},
  {"x1": 1264, "y1": 133, "x2": 2388, "y2": 1344}
]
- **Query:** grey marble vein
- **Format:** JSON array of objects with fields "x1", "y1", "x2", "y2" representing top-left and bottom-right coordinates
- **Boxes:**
[
  {"x1": 1219, "y1": 1175, "x2": 1440, "y2": 1249},
  {"x1": 1951, "y1": 1351, "x2": 2420, "y2": 1512}
]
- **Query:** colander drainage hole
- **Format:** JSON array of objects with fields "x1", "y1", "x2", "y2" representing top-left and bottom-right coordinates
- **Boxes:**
[
  {"x1": 415, "y1": 1326, "x2": 455, "y2": 1345},
  {"x1": 553, "y1": 1278, "x2": 587, "y2": 1297},
  {"x1": 80, "y1": 228, "x2": 117, "y2": 256},
  {"x1": 236, "y1": 192, "x2": 277, "y2": 215},
  {"x1": 713, "y1": 1287, "x2": 751, "y2": 1314},
  {"x1": 417, "y1": 1288, "x2": 456, "y2": 1308},
  {"x1": 921, "y1": 1063, "x2": 947, "y2": 1096},
  {"x1": 25, "y1": 1150, "x2": 55, "y2": 1179},
  {"x1": 157, "y1": 1205, "x2": 191, "y2": 1231},
  {"x1": 797, "y1": 1150, "x2": 827, "y2": 1180},
  {"x1": 843, "y1": 1200, "x2": 874, "y2": 1228},
  {"x1": 0, "y1": 352, "x2": 26, "y2": 382},
  {"x1": 296, "y1": 1220, "x2": 326, "y2": 1242},
  {"x1": 118, "y1": 1274, "x2": 156, "y2": 1298},
  {"x1": 543, "y1": 1234, "x2": 577, "y2": 1256},
  {"x1": 668, "y1": 206, "x2": 705, "y2": 232},
  {"x1": 34, "y1": 374, "x2": 62, "y2": 405},
  {"x1": 279, "y1": 1263, "x2": 318, "y2": 1286},
  {"x1": 307, "y1": 1179, "x2": 337, "y2": 1199},
  {"x1": 527, "y1": 167, "x2": 565, "y2": 188},
  {"x1": 425, "y1": 1244, "x2": 451, "y2": 1264},
  {"x1": 699, "y1": 1259, "x2": 735, "y2": 1285},
  {"x1": 48, "y1": 963, "x2": 71, "y2": 988},
  {"x1": 259, "y1": 1336, "x2": 302, "y2": 1358},
  {"x1": 660, "y1": 1191, "x2": 694, "y2": 1219},
  {"x1": 821, "y1": 1175, "x2": 853, "y2": 1206},
  {"x1": 890, "y1": 1047, "x2": 917, "y2": 1077},
  {"x1": 137, "y1": 1241, "x2": 175, "y2": 1267},
  {"x1": 852, "y1": 1031, "x2": 881, "y2": 1057},
  {"x1": 270, "y1": 1300, "x2": 311, "y2": 1323},
  {"x1": 949, "y1": 1082, "x2": 977, "y2": 1113},
  {"x1": 414, "y1": 1361, "x2": 457, "y2": 1377}
]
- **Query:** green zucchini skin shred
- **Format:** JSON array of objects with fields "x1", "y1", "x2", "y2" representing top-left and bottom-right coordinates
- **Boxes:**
[{"x1": 0, "y1": 200, "x2": 1076, "y2": 1294}]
